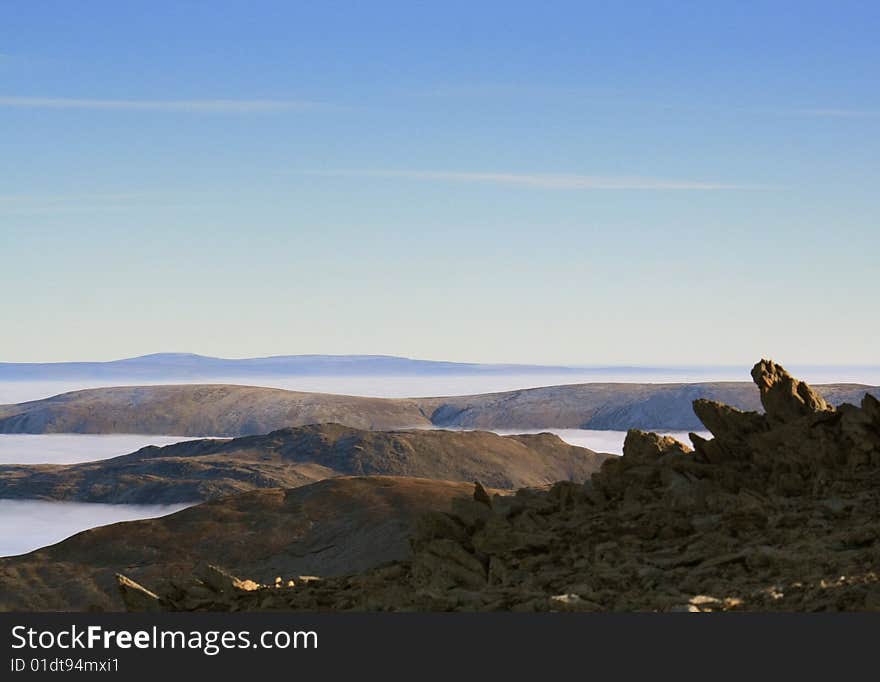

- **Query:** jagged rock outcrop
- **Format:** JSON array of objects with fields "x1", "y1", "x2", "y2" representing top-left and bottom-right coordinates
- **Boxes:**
[
  {"x1": 118, "y1": 360, "x2": 880, "y2": 612},
  {"x1": 752, "y1": 358, "x2": 831, "y2": 421}
]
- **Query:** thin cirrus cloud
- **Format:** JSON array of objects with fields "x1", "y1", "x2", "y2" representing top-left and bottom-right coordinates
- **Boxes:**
[
  {"x1": 309, "y1": 169, "x2": 755, "y2": 190},
  {"x1": 0, "y1": 96, "x2": 320, "y2": 112}
]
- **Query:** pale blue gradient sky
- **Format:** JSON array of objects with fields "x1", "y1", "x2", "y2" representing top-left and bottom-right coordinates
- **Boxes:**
[{"x1": 1, "y1": 2, "x2": 878, "y2": 364}]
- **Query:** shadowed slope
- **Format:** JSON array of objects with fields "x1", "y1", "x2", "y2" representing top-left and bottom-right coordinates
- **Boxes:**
[
  {"x1": 0, "y1": 424, "x2": 609, "y2": 503},
  {"x1": 0, "y1": 477, "x2": 484, "y2": 611}
]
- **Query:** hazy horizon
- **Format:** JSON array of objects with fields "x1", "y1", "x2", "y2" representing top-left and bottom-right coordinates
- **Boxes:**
[
  {"x1": 2, "y1": 366, "x2": 880, "y2": 407},
  {"x1": 2, "y1": 350, "x2": 879, "y2": 371}
]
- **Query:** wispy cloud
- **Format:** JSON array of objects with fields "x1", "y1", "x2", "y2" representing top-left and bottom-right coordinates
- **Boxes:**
[
  {"x1": 308, "y1": 170, "x2": 757, "y2": 190},
  {"x1": 0, "y1": 96, "x2": 320, "y2": 112}
]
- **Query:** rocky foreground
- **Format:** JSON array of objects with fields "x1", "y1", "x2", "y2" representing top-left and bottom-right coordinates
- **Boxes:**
[
  {"x1": 0, "y1": 477, "x2": 487, "y2": 611},
  {"x1": 119, "y1": 360, "x2": 880, "y2": 612}
]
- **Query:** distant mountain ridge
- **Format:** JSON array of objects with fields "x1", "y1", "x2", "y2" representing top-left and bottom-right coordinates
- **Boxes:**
[
  {"x1": 0, "y1": 352, "x2": 568, "y2": 379},
  {"x1": 1, "y1": 381, "x2": 877, "y2": 435},
  {"x1": 0, "y1": 352, "x2": 699, "y2": 380}
]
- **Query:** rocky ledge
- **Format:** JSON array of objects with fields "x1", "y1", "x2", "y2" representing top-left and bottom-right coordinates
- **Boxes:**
[{"x1": 119, "y1": 360, "x2": 880, "y2": 612}]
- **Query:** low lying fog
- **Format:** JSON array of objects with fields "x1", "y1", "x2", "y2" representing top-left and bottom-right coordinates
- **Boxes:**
[
  {"x1": 0, "y1": 500, "x2": 191, "y2": 557},
  {"x1": 487, "y1": 428, "x2": 710, "y2": 455},
  {"x1": 2, "y1": 366, "x2": 877, "y2": 406},
  {"x1": 0, "y1": 373, "x2": 721, "y2": 403},
  {"x1": 0, "y1": 434, "x2": 200, "y2": 465}
]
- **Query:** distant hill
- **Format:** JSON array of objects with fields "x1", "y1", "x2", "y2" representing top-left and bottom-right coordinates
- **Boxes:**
[
  {"x1": 0, "y1": 352, "x2": 602, "y2": 380},
  {"x1": 0, "y1": 477, "x2": 482, "y2": 611},
  {"x1": 0, "y1": 382, "x2": 877, "y2": 435},
  {"x1": 423, "y1": 382, "x2": 880, "y2": 431},
  {"x1": 0, "y1": 424, "x2": 609, "y2": 503},
  {"x1": 0, "y1": 384, "x2": 430, "y2": 435}
]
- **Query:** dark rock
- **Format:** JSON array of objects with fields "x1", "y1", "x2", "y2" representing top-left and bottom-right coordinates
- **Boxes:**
[
  {"x1": 473, "y1": 481, "x2": 493, "y2": 507},
  {"x1": 751, "y1": 359, "x2": 831, "y2": 423}
]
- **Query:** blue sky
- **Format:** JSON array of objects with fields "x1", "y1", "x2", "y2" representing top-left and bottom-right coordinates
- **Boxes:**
[{"x1": 1, "y1": 1, "x2": 878, "y2": 365}]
